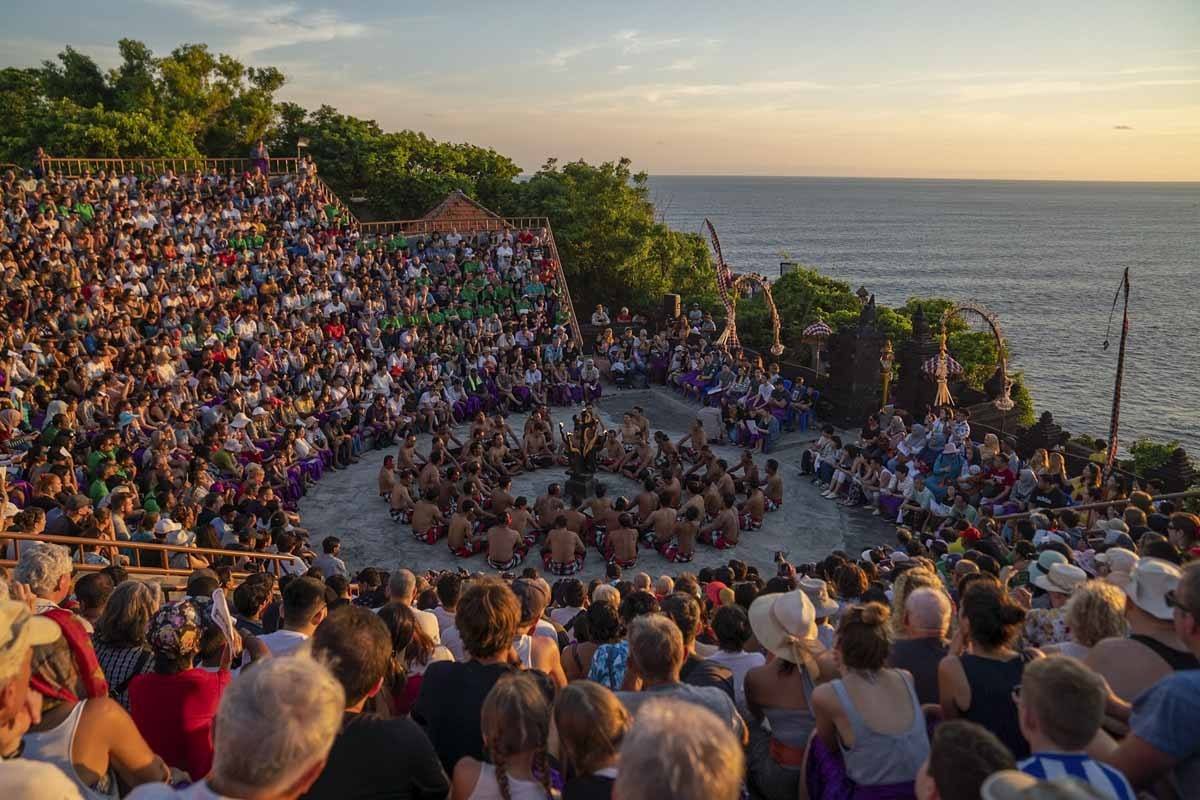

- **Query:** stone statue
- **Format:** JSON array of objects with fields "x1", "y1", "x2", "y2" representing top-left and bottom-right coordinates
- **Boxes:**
[{"x1": 559, "y1": 405, "x2": 603, "y2": 499}]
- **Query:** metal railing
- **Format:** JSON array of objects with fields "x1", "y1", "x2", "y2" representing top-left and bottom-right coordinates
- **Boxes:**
[
  {"x1": 1, "y1": 531, "x2": 294, "y2": 577},
  {"x1": 992, "y1": 488, "x2": 1200, "y2": 522},
  {"x1": 38, "y1": 156, "x2": 302, "y2": 179}
]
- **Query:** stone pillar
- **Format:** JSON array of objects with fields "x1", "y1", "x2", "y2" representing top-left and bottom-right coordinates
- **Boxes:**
[
  {"x1": 825, "y1": 296, "x2": 887, "y2": 426},
  {"x1": 1152, "y1": 448, "x2": 1195, "y2": 493},
  {"x1": 1018, "y1": 412, "x2": 1065, "y2": 458},
  {"x1": 895, "y1": 305, "x2": 940, "y2": 417}
]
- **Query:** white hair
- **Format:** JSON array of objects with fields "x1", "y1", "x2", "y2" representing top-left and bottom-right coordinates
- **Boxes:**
[
  {"x1": 633, "y1": 572, "x2": 652, "y2": 591},
  {"x1": 209, "y1": 653, "x2": 345, "y2": 795},
  {"x1": 655, "y1": 575, "x2": 675, "y2": 595},
  {"x1": 388, "y1": 569, "x2": 416, "y2": 601},
  {"x1": 905, "y1": 586, "x2": 952, "y2": 635},
  {"x1": 592, "y1": 583, "x2": 620, "y2": 606},
  {"x1": 14, "y1": 543, "x2": 73, "y2": 597},
  {"x1": 614, "y1": 699, "x2": 743, "y2": 800}
]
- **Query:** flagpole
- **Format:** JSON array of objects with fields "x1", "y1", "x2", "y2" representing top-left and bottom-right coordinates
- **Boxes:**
[{"x1": 1103, "y1": 268, "x2": 1130, "y2": 478}]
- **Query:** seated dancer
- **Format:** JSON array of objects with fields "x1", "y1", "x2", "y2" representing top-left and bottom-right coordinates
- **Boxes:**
[
  {"x1": 486, "y1": 513, "x2": 527, "y2": 571},
  {"x1": 660, "y1": 505, "x2": 700, "y2": 562},
  {"x1": 727, "y1": 449, "x2": 761, "y2": 490},
  {"x1": 388, "y1": 469, "x2": 416, "y2": 523},
  {"x1": 603, "y1": 513, "x2": 640, "y2": 569},
  {"x1": 508, "y1": 496, "x2": 542, "y2": 549},
  {"x1": 534, "y1": 483, "x2": 565, "y2": 531},
  {"x1": 634, "y1": 478, "x2": 661, "y2": 523},
  {"x1": 522, "y1": 421, "x2": 560, "y2": 469},
  {"x1": 411, "y1": 489, "x2": 447, "y2": 543},
  {"x1": 542, "y1": 517, "x2": 587, "y2": 576},
  {"x1": 699, "y1": 494, "x2": 740, "y2": 549},
  {"x1": 591, "y1": 496, "x2": 627, "y2": 551},
  {"x1": 486, "y1": 476, "x2": 516, "y2": 516},
  {"x1": 437, "y1": 467, "x2": 463, "y2": 514},
  {"x1": 677, "y1": 418, "x2": 707, "y2": 463},
  {"x1": 378, "y1": 455, "x2": 397, "y2": 498},
  {"x1": 738, "y1": 484, "x2": 766, "y2": 530},
  {"x1": 764, "y1": 458, "x2": 783, "y2": 511},
  {"x1": 641, "y1": 498, "x2": 679, "y2": 548},
  {"x1": 620, "y1": 434, "x2": 653, "y2": 480},
  {"x1": 447, "y1": 499, "x2": 485, "y2": 557},
  {"x1": 656, "y1": 467, "x2": 683, "y2": 508},
  {"x1": 598, "y1": 431, "x2": 626, "y2": 472},
  {"x1": 652, "y1": 430, "x2": 680, "y2": 475}
]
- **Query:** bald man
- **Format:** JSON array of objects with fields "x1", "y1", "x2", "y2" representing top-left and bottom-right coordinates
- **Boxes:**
[{"x1": 887, "y1": 586, "x2": 951, "y2": 705}]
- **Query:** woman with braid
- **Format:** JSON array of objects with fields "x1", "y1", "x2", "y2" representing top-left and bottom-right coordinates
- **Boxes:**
[{"x1": 450, "y1": 672, "x2": 555, "y2": 799}]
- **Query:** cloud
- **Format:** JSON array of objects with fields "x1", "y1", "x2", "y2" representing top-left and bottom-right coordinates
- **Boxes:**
[
  {"x1": 1113, "y1": 124, "x2": 1134, "y2": 130},
  {"x1": 952, "y1": 77, "x2": 1200, "y2": 101},
  {"x1": 615, "y1": 29, "x2": 685, "y2": 55},
  {"x1": 611, "y1": 64, "x2": 633, "y2": 74},
  {"x1": 663, "y1": 58, "x2": 698, "y2": 72},
  {"x1": 154, "y1": 0, "x2": 366, "y2": 55},
  {"x1": 576, "y1": 79, "x2": 829, "y2": 107}
]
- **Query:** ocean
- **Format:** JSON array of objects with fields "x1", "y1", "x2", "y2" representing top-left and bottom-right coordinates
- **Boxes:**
[{"x1": 647, "y1": 176, "x2": 1200, "y2": 454}]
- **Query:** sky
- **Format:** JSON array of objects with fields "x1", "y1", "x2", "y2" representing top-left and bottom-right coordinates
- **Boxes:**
[{"x1": 2, "y1": 0, "x2": 1199, "y2": 180}]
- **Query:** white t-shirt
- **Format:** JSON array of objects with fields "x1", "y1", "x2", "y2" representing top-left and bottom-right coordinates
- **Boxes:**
[
  {"x1": 257, "y1": 629, "x2": 309, "y2": 657},
  {"x1": 706, "y1": 649, "x2": 766, "y2": 715}
]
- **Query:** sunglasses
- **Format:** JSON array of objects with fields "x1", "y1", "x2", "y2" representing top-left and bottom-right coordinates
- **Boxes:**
[{"x1": 1165, "y1": 590, "x2": 1192, "y2": 615}]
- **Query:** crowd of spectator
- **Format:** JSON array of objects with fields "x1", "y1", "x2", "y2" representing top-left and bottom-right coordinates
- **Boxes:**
[{"x1": 1, "y1": 160, "x2": 1198, "y2": 800}]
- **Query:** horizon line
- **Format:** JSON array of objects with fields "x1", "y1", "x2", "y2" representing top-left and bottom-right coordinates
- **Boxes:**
[{"x1": 637, "y1": 173, "x2": 1200, "y2": 184}]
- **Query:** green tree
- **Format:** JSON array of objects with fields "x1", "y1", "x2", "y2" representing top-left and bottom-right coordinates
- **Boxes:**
[{"x1": 506, "y1": 158, "x2": 717, "y2": 310}]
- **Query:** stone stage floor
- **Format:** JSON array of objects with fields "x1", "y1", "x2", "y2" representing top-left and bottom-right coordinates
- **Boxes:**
[{"x1": 297, "y1": 388, "x2": 896, "y2": 581}]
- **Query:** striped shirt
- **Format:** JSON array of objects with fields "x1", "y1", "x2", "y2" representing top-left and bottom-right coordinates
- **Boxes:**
[{"x1": 1019, "y1": 753, "x2": 1134, "y2": 800}]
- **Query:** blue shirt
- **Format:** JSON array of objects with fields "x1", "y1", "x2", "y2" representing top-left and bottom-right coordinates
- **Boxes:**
[
  {"x1": 1019, "y1": 753, "x2": 1133, "y2": 800},
  {"x1": 1131, "y1": 668, "x2": 1200, "y2": 796}
]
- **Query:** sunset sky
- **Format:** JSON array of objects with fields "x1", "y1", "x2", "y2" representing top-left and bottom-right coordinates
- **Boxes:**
[{"x1": 3, "y1": 0, "x2": 1199, "y2": 180}]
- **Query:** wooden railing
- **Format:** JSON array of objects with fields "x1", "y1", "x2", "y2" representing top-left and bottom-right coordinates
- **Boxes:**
[
  {"x1": 39, "y1": 156, "x2": 302, "y2": 179},
  {"x1": 992, "y1": 488, "x2": 1200, "y2": 522},
  {"x1": 0, "y1": 531, "x2": 295, "y2": 577}
]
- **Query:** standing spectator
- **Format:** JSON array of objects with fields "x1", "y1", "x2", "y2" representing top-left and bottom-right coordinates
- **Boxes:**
[
  {"x1": 249, "y1": 139, "x2": 270, "y2": 175},
  {"x1": 808, "y1": 603, "x2": 930, "y2": 797},
  {"x1": 15, "y1": 542, "x2": 107, "y2": 697},
  {"x1": 553, "y1": 681, "x2": 630, "y2": 800},
  {"x1": 93, "y1": 582, "x2": 160, "y2": 711},
  {"x1": 258, "y1": 576, "x2": 328, "y2": 656},
  {"x1": 449, "y1": 673, "x2": 554, "y2": 799},
  {"x1": 1099, "y1": 561, "x2": 1200, "y2": 795},
  {"x1": 1015, "y1": 657, "x2": 1134, "y2": 800},
  {"x1": 414, "y1": 577, "x2": 521, "y2": 772},
  {"x1": 705, "y1": 604, "x2": 765, "y2": 716},
  {"x1": 915, "y1": 720, "x2": 1016, "y2": 800},
  {"x1": 128, "y1": 654, "x2": 345, "y2": 800},
  {"x1": 311, "y1": 537, "x2": 348, "y2": 578},
  {"x1": 304, "y1": 606, "x2": 450, "y2": 799},
  {"x1": 660, "y1": 592, "x2": 735, "y2": 701},
  {"x1": 888, "y1": 586, "x2": 952, "y2": 705},
  {"x1": 616, "y1": 615, "x2": 746, "y2": 743},
  {"x1": 129, "y1": 600, "x2": 235, "y2": 781},
  {"x1": 613, "y1": 699, "x2": 743, "y2": 800},
  {"x1": 24, "y1": 635, "x2": 169, "y2": 795},
  {"x1": 939, "y1": 581, "x2": 1043, "y2": 760}
]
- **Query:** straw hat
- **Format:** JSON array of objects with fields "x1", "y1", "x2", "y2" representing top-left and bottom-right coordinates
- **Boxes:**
[
  {"x1": 749, "y1": 590, "x2": 820, "y2": 662},
  {"x1": 1032, "y1": 562, "x2": 1087, "y2": 595},
  {"x1": 1122, "y1": 557, "x2": 1182, "y2": 621},
  {"x1": 797, "y1": 578, "x2": 839, "y2": 618},
  {"x1": 1095, "y1": 547, "x2": 1138, "y2": 574},
  {"x1": 229, "y1": 412, "x2": 252, "y2": 429},
  {"x1": 1027, "y1": 550, "x2": 1067, "y2": 583},
  {"x1": 154, "y1": 518, "x2": 183, "y2": 536}
]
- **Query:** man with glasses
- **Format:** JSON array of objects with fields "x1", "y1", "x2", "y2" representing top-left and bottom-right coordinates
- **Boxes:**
[{"x1": 1099, "y1": 561, "x2": 1200, "y2": 795}]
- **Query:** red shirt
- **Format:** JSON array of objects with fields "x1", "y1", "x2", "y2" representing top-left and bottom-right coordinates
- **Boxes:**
[{"x1": 130, "y1": 668, "x2": 230, "y2": 780}]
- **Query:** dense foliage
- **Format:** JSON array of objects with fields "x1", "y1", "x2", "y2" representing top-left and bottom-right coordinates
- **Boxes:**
[
  {"x1": 735, "y1": 268, "x2": 1036, "y2": 425},
  {"x1": 0, "y1": 40, "x2": 715, "y2": 312}
]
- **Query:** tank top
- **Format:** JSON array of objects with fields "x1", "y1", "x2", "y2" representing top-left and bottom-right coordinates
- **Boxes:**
[
  {"x1": 1129, "y1": 634, "x2": 1200, "y2": 672},
  {"x1": 513, "y1": 634, "x2": 534, "y2": 669},
  {"x1": 763, "y1": 669, "x2": 817, "y2": 747},
  {"x1": 831, "y1": 673, "x2": 929, "y2": 787},
  {"x1": 21, "y1": 701, "x2": 119, "y2": 800},
  {"x1": 468, "y1": 762, "x2": 549, "y2": 799},
  {"x1": 960, "y1": 652, "x2": 1032, "y2": 759}
]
